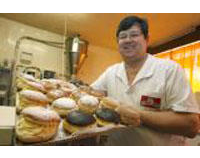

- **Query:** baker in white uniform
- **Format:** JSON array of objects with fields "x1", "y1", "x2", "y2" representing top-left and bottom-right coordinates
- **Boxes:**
[{"x1": 91, "y1": 15, "x2": 200, "y2": 145}]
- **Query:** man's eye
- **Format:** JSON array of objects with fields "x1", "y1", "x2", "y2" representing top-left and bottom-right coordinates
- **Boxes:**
[
  {"x1": 130, "y1": 34, "x2": 139, "y2": 38},
  {"x1": 119, "y1": 34, "x2": 126, "y2": 39}
]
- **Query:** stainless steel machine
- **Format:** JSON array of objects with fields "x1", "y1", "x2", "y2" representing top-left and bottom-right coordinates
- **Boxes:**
[
  {"x1": 0, "y1": 67, "x2": 12, "y2": 106},
  {"x1": 65, "y1": 35, "x2": 88, "y2": 78},
  {"x1": 9, "y1": 35, "x2": 88, "y2": 106}
]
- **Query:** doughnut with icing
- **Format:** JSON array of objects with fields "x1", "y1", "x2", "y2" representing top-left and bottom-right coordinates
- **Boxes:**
[
  {"x1": 51, "y1": 97, "x2": 77, "y2": 117},
  {"x1": 63, "y1": 110, "x2": 96, "y2": 133},
  {"x1": 16, "y1": 107, "x2": 60, "y2": 143},
  {"x1": 100, "y1": 97, "x2": 120, "y2": 110},
  {"x1": 78, "y1": 95, "x2": 99, "y2": 114},
  {"x1": 95, "y1": 108, "x2": 120, "y2": 126},
  {"x1": 18, "y1": 90, "x2": 49, "y2": 112}
]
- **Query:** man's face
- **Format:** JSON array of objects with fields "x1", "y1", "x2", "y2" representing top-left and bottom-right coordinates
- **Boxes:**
[{"x1": 118, "y1": 24, "x2": 148, "y2": 61}]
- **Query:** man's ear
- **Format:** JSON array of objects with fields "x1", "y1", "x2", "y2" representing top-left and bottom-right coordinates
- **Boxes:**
[
  {"x1": 116, "y1": 37, "x2": 119, "y2": 44},
  {"x1": 146, "y1": 35, "x2": 150, "y2": 44}
]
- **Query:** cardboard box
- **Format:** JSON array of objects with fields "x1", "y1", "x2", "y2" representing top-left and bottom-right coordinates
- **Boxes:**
[{"x1": 0, "y1": 106, "x2": 16, "y2": 145}]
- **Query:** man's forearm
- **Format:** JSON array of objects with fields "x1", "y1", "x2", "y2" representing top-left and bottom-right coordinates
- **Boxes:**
[{"x1": 140, "y1": 110, "x2": 200, "y2": 138}]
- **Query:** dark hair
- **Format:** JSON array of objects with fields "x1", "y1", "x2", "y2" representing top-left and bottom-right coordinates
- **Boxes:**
[{"x1": 116, "y1": 15, "x2": 149, "y2": 39}]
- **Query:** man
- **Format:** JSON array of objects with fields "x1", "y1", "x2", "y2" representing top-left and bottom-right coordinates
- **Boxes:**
[{"x1": 91, "y1": 16, "x2": 200, "y2": 145}]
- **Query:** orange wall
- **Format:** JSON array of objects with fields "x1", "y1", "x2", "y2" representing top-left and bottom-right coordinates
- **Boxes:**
[{"x1": 77, "y1": 45, "x2": 122, "y2": 84}]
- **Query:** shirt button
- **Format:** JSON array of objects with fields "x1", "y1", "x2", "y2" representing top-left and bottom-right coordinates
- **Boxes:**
[
  {"x1": 126, "y1": 89, "x2": 132, "y2": 94},
  {"x1": 126, "y1": 86, "x2": 135, "y2": 93}
]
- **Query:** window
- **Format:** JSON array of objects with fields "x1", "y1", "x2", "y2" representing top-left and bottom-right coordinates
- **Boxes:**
[{"x1": 154, "y1": 41, "x2": 200, "y2": 92}]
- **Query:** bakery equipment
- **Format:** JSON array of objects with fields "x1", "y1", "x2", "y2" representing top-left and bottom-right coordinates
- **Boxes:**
[
  {"x1": 0, "y1": 106, "x2": 16, "y2": 145},
  {"x1": 10, "y1": 36, "x2": 65, "y2": 106},
  {"x1": 23, "y1": 66, "x2": 42, "y2": 79},
  {"x1": 0, "y1": 67, "x2": 12, "y2": 105},
  {"x1": 65, "y1": 35, "x2": 88, "y2": 79},
  {"x1": 43, "y1": 70, "x2": 56, "y2": 79}
]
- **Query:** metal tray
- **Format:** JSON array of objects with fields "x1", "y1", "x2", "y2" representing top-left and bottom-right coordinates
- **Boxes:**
[
  {"x1": 15, "y1": 93, "x2": 126, "y2": 145},
  {"x1": 15, "y1": 119, "x2": 126, "y2": 146}
]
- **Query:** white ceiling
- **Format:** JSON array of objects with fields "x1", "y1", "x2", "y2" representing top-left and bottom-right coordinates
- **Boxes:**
[{"x1": 0, "y1": 13, "x2": 200, "y2": 50}]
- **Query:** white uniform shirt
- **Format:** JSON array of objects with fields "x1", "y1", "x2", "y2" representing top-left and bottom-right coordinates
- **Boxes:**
[{"x1": 91, "y1": 54, "x2": 199, "y2": 146}]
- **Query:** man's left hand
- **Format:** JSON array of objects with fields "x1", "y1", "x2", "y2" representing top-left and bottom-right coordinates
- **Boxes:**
[{"x1": 116, "y1": 104, "x2": 141, "y2": 127}]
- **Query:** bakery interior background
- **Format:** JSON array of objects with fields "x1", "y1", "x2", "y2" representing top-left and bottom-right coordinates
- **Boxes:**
[{"x1": 0, "y1": 13, "x2": 199, "y2": 105}]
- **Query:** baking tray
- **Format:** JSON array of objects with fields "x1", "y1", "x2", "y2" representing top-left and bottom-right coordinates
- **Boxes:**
[
  {"x1": 15, "y1": 93, "x2": 126, "y2": 145},
  {"x1": 15, "y1": 119, "x2": 126, "y2": 146}
]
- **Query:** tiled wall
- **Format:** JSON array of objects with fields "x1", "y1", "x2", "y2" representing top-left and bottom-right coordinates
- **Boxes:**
[
  {"x1": 0, "y1": 17, "x2": 122, "y2": 83},
  {"x1": 0, "y1": 17, "x2": 65, "y2": 76}
]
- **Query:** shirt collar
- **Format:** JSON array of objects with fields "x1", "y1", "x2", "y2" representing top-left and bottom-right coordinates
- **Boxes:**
[{"x1": 116, "y1": 54, "x2": 156, "y2": 85}]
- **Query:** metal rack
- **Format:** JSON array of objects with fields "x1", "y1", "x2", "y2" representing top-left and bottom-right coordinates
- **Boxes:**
[
  {"x1": 10, "y1": 36, "x2": 65, "y2": 106},
  {"x1": 0, "y1": 68, "x2": 12, "y2": 106}
]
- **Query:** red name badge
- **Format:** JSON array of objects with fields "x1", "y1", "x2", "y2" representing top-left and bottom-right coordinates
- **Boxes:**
[{"x1": 140, "y1": 95, "x2": 161, "y2": 109}]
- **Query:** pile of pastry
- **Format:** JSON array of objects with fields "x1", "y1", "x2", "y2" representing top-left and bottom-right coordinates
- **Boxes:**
[{"x1": 15, "y1": 74, "x2": 123, "y2": 144}]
